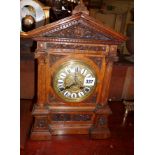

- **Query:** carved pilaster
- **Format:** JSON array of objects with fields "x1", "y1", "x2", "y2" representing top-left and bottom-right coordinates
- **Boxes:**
[
  {"x1": 99, "y1": 61, "x2": 113, "y2": 106},
  {"x1": 98, "y1": 45, "x2": 118, "y2": 105},
  {"x1": 35, "y1": 52, "x2": 48, "y2": 64},
  {"x1": 35, "y1": 51, "x2": 48, "y2": 107},
  {"x1": 105, "y1": 45, "x2": 118, "y2": 63}
]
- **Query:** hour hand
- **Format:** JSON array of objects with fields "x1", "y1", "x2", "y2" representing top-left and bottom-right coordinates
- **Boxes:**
[
  {"x1": 79, "y1": 86, "x2": 84, "y2": 89},
  {"x1": 65, "y1": 83, "x2": 75, "y2": 89}
]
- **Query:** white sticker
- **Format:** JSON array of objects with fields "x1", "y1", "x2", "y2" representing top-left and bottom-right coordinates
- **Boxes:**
[{"x1": 83, "y1": 77, "x2": 95, "y2": 86}]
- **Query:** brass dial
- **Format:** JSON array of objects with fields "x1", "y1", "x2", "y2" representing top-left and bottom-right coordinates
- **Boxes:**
[{"x1": 53, "y1": 60, "x2": 97, "y2": 102}]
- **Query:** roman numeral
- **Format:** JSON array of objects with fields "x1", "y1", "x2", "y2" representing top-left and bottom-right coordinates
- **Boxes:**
[
  {"x1": 84, "y1": 87, "x2": 90, "y2": 93},
  {"x1": 64, "y1": 91, "x2": 71, "y2": 97},
  {"x1": 81, "y1": 69, "x2": 87, "y2": 75},
  {"x1": 58, "y1": 79, "x2": 64, "y2": 84},
  {"x1": 75, "y1": 66, "x2": 79, "y2": 73},
  {"x1": 78, "y1": 91, "x2": 85, "y2": 97},
  {"x1": 65, "y1": 68, "x2": 71, "y2": 74},
  {"x1": 71, "y1": 93, "x2": 77, "y2": 98},
  {"x1": 85, "y1": 73, "x2": 92, "y2": 78},
  {"x1": 60, "y1": 72, "x2": 66, "y2": 79}
]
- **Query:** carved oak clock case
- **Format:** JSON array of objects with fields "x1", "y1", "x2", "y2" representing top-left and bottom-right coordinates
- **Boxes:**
[{"x1": 23, "y1": 13, "x2": 127, "y2": 140}]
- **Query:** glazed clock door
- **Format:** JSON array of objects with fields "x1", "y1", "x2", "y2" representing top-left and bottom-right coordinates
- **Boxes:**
[{"x1": 53, "y1": 60, "x2": 97, "y2": 102}]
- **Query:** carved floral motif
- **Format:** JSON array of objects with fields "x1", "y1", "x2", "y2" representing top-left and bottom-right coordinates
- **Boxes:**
[
  {"x1": 51, "y1": 114, "x2": 92, "y2": 121},
  {"x1": 43, "y1": 22, "x2": 111, "y2": 41}
]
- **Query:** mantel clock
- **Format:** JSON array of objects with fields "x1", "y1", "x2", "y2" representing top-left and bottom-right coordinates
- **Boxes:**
[{"x1": 22, "y1": 8, "x2": 127, "y2": 140}]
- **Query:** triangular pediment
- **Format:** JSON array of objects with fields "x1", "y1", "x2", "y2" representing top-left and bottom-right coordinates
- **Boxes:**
[
  {"x1": 21, "y1": 13, "x2": 127, "y2": 44},
  {"x1": 42, "y1": 21, "x2": 111, "y2": 41}
]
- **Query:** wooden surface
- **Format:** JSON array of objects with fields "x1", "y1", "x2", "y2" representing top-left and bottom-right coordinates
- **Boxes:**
[
  {"x1": 20, "y1": 100, "x2": 33, "y2": 149},
  {"x1": 20, "y1": 60, "x2": 35, "y2": 99},
  {"x1": 21, "y1": 100, "x2": 134, "y2": 155}
]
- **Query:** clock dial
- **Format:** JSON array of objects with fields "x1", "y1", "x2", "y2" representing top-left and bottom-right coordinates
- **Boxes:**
[{"x1": 53, "y1": 60, "x2": 97, "y2": 102}]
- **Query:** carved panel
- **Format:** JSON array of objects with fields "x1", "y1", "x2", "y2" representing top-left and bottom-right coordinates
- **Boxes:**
[
  {"x1": 42, "y1": 20, "x2": 79, "y2": 36},
  {"x1": 72, "y1": 114, "x2": 92, "y2": 121},
  {"x1": 42, "y1": 20, "x2": 112, "y2": 41},
  {"x1": 51, "y1": 114, "x2": 92, "y2": 121},
  {"x1": 52, "y1": 114, "x2": 71, "y2": 121},
  {"x1": 46, "y1": 43, "x2": 107, "y2": 52},
  {"x1": 49, "y1": 54, "x2": 65, "y2": 67},
  {"x1": 88, "y1": 57, "x2": 103, "y2": 69},
  {"x1": 34, "y1": 117, "x2": 49, "y2": 129}
]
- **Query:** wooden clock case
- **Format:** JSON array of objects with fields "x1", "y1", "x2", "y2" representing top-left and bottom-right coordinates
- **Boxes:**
[{"x1": 22, "y1": 12, "x2": 127, "y2": 140}]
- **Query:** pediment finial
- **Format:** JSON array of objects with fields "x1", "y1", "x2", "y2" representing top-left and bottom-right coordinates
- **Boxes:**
[{"x1": 72, "y1": 0, "x2": 89, "y2": 15}]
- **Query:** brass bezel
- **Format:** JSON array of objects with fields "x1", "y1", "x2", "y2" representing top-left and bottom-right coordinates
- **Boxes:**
[{"x1": 53, "y1": 59, "x2": 97, "y2": 103}]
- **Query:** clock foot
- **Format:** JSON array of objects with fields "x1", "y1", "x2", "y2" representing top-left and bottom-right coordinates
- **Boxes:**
[
  {"x1": 30, "y1": 131, "x2": 51, "y2": 140},
  {"x1": 30, "y1": 109, "x2": 51, "y2": 140},
  {"x1": 89, "y1": 127, "x2": 111, "y2": 139},
  {"x1": 90, "y1": 104, "x2": 112, "y2": 139}
]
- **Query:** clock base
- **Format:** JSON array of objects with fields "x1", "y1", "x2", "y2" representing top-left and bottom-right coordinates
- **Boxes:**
[{"x1": 89, "y1": 127, "x2": 111, "y2": 139}]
